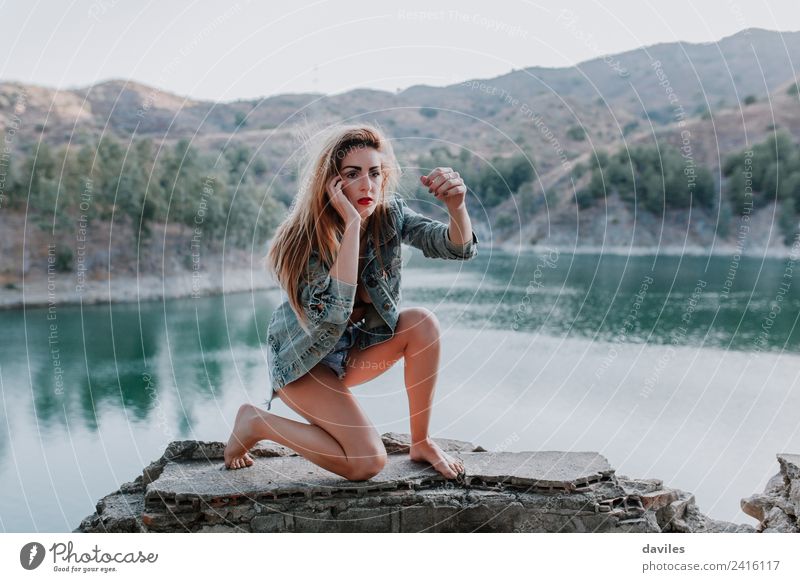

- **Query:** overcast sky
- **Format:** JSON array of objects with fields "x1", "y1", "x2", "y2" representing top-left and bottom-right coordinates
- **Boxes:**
[{"x1": 2, "y1": 0, "x2": 799, "y2": 103}]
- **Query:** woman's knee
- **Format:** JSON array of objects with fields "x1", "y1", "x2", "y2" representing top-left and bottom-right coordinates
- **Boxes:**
[
  {"x1": 398, "y1": 307, "x2": 441, "y2": 341},
  {"x1": 278, "y1": 371, "x2": 387, "y2": 479},
  {"x1": 342, "y1": 445, "x2": 388, "y2": 481}
]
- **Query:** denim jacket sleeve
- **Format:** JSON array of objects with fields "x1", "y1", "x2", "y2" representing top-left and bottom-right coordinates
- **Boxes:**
[
  {"x1": 397, "y1": 197, "x2": 479, "y2": 260},
  {"x1": 299, "y1": 251, "x2": 357, "y2": 326}
]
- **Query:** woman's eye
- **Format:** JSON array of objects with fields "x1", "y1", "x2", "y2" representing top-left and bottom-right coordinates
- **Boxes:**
[
  {"x1": 371, "y1": 172, "x2": 381, "y2": 178},
  {"x1": 347, "y1": 172, "x2": 357, "y2": 178}
]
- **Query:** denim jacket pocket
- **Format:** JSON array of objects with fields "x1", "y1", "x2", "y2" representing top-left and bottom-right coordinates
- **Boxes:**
[{"x1": 301, "y1": 252, "x2": 358, "y2": 326}]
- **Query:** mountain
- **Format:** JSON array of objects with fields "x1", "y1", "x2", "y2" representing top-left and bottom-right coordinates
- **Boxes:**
[{"x1": 1, "y1": 26, "x2": 799, "y2": 281}]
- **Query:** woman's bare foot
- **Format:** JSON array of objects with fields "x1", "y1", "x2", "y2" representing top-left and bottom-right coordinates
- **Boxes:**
[
  {"x1": 223, "y1": 404, "x2": 260, "y2": 469},
  {"x1": 409, "y1": 438, "x2": 465, "y2": 479}
]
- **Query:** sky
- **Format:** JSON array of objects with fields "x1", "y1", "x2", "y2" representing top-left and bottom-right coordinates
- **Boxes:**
[{"x1": 2, "y1": 0, "x2": 800, "y2": 103}]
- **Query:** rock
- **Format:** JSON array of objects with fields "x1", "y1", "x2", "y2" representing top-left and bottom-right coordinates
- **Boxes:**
[
  {"x1": 75, "y1": 491, "x2": 146, "y2": 533},
  {"x1": 618, "y1": 478, "x2": 664, "y2": 496},
  {"x1": 738, "y1": 453, "x2": 800, "y2": 533},
  {"x1": 762, "y1": 507, "x2": 797, "y2": 533},
  {"x1": 765, "y1": 471, "x2": 785, "y2": 494},
  {"x1": 639, "y1": 489, "x2": 679, "y2": 511},
  {"x1": 705, "y1": 518, "x2": 757, "y2": 533},
  {"x1": 778, "y1": 454, "x2": 800, "y2": 480},
  {"x1": 741, "y1": 493, "x2": 771, "y2": 522},
  {"x1": 74, "y1": 434, "x2": 770, "y2": 533}
]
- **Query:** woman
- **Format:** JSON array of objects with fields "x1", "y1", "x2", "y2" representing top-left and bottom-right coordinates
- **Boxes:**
[{"x1": 224, "y1": 123, "x2": 479, "y2": 480}]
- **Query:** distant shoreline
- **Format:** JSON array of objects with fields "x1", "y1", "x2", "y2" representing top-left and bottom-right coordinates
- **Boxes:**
[
  {"x1": 2, "y1": 243, "x2": 795, "y2": 311},
  {"x1": 0, "y1": 267, "x2": 279, "y2": 311},
  {"x1": 499, "y1": 242, "x2": 796, "y2": 259}
]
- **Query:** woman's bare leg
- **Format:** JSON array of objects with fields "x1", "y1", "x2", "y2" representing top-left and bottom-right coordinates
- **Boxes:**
[
  {"x1": 224, "y1": 363, "x2": 387, "y2": 480},
  {"x1": 342, "y1": 307, "x2": 465, "y2": 479}
]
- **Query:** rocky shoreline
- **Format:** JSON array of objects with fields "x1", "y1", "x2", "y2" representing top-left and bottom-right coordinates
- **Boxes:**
[{"x1": 75, "y1": 433, "x2": 798, "y2": 533}]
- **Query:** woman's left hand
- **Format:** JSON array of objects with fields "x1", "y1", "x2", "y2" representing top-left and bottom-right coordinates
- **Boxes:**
[{"x1": 421, "y1": 167, "x2": 467, "y2": 212}]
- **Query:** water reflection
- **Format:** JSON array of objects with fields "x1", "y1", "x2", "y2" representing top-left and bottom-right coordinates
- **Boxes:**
[{"x1": 409, "y1": 251, "x2": 800, "y2": 352}]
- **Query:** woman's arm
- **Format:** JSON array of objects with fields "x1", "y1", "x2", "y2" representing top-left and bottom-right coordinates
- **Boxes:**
[
  {"x1": 301, "y1": 222, "x2": 359, "y2": 327},
  {"x1": 398, "y1": 197, "x2": 479, "y2": 260},
  {"x1": 299, "y1": 177, "x2": 362, "y2": 327},
  {"x1": 446, "y1": 203, "x2": 473, "y2": 247},
  {"x1": 301, "y1": 252, "x2": 357, "y2": 326},
  {"x1": 330, "y1": 218, "x2": 361, "y2": 286}
]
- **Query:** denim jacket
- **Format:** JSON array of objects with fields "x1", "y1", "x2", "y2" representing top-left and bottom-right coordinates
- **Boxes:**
[{"x1": 264, "y1": 195, "x2": 479, "y2": 410}]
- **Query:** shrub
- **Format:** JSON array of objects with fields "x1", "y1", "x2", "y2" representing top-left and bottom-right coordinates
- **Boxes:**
[
  {"x1": 55, "y1": 247, "x2": 73, "y2": 272},
  {"x1": 566, "y1": 125, "x2": 586, "y2": 141}
]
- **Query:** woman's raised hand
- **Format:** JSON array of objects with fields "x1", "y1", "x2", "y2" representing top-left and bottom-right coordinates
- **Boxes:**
[
  {"x1": 421, "y1": 167, "x2": 467, "y2": 212},
  {"x1": 327, "y1": 175, "x2": 361, "y2": 226}
]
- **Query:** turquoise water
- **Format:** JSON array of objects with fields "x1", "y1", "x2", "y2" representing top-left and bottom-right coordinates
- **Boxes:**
[{"x1": 1, "y1": 249, "x2": 799, "y2": 531}]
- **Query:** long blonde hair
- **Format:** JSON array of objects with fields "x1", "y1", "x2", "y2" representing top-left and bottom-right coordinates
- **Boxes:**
[{"x1": 265, "y1": 122, "x2": 401, "y2": 330}]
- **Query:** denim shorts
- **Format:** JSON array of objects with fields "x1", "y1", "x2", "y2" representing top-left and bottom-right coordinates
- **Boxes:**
[{"x1": 319, "y1": 318, "x2": 366, "y2": 379}]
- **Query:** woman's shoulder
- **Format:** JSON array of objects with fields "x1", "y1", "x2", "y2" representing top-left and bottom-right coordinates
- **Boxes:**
[
  {"x1": 386, "y1": 194, "x2": 404, "y2": 212},
  {"x1": 385, "y1": 194, "x2": 406, "y2": 224},
  {"x1": 379, "y1": 195, "x2": 405, "y2": 237}
]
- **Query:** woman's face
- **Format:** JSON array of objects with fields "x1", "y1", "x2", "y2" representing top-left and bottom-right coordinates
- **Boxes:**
[{"x1": 336, "y1": 146, "x2": 384, "y2": 221}]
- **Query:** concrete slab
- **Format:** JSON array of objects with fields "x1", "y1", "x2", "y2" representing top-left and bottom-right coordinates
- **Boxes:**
[
  {"x1": 462, "y1": 451, "x2": 613, "y2": 489},
  {"x1": 146, "y1": 450, "x2": 614, "y2": 504}
]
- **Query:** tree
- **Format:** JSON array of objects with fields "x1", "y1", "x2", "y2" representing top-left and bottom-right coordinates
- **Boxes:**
[
  {"x1": 157, "y1": 138, "x2": 207, "y2": 227},
  {"x1": 23, "y1": 142, "x2": 59, "y2": 215},
  {"x1": 722, "y1": 129, "x2": 800, "y2": 214},
  {"x1": 579, "y1": 142, "x2": 716, "y2": 215},
  {"x1": 94, "y1": 137, "x2": 126, "y2": 220}
]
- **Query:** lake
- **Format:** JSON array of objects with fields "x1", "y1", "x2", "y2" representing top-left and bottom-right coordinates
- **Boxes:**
[{"x1": 1, "y1": 247, "x2": 799, "y2": 531}]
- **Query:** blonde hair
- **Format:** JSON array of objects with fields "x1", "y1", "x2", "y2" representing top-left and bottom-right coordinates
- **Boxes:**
[{"x1": 265, "y1": 122, "x2": 401, "y2": 330}]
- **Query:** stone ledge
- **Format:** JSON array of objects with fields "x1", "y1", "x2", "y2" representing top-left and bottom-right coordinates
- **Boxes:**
[{"x1": 76, "y1": 433, "x2": 761, "y2": 533}]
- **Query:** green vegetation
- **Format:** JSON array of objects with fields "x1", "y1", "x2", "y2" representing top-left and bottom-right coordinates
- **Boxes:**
[
  {"x1": 643, "y1": 108, "x2": 673, "y2": 125},
  {"x1": 622, "y1": 121, "x2": 640, "y2": 136},
  {"x1": 234, "y1": 111, "x2": 248, "y2": 128},
  {"x1": 494, "y1": 212, "x2": 514, "y2": 230},
  {"x1": 566, "y1": 125, "x2": 586, "y2": 141},
  {"x1": 577, "y1": 142, "x2": 715, "y2": 214},
  {"x1": 722, "y1": 130, "x2": 800, "y2": 212},
  {"x1": 2, "y1": 136, "x2": 281, "y2": 249},
  {"x1": 576, "y1": 130, "x2": 800, "y2": 243},
  {"x1": 419, "y1": 107, "x2": 439, "y2": 118},
  {"x1": 722, "y1": 129, "x2": 800, "y2": 242},
  {"x1": 54, "y1": 247, "x2": 73, "y2": 272},
  {"x1": 744, "y1": 95, "x2": 757, "y2": 105}
]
